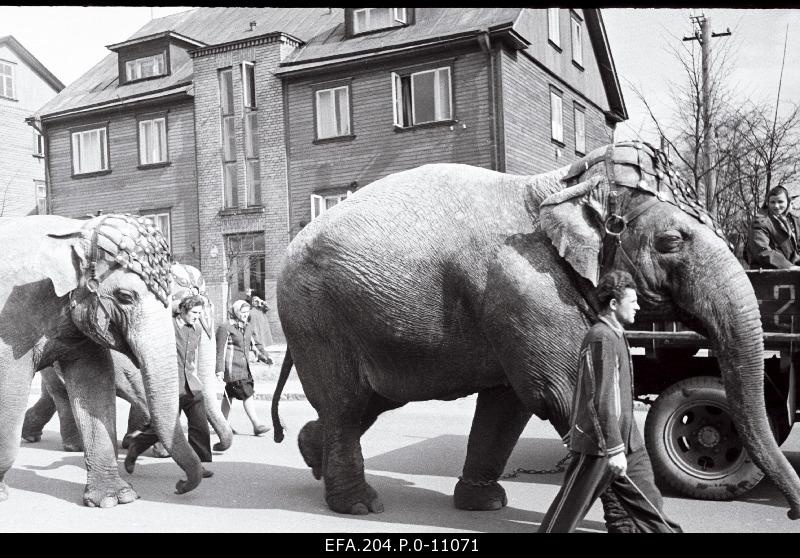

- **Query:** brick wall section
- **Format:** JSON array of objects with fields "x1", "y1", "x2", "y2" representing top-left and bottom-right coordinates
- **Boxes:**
[
  {"x1": 500, "y1": 48, "x2": 615, "y2": 176},
  {"x1": 0, "y1": 103, "x2": 44, "y2": 215},
  {"x1": 192, "y1": 40, "x2": 290, "y2": 340},
  {"x1": 284, "y1": 44, "x2": 494, "y2": 237},
  {"x1": 43, "y1": 98, "x2": 200, "y2": 267}
]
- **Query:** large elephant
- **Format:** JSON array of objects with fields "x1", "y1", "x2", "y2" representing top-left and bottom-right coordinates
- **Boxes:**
[
  {"x1": 0, "y1": 214, "x2": 204, "y2": 507},
  {"x1": 20, "y1": 264, "x2": 234, "y2": 455},
  {"x1": 271, "y1": 141, "x2": 800, "y2": 520}
]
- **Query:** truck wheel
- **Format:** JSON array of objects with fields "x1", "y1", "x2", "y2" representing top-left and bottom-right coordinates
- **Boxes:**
[{"x1": 644, "y1": 376, "x2": 764, "y2": 500}]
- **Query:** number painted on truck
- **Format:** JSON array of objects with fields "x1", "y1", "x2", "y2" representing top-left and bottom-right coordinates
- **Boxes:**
[{"x1": 773, "y1": 284, "x2": 796, "y2": 328}]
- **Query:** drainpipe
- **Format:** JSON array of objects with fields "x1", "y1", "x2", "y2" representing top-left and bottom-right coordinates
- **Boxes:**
[
  {"x1": 25, "y1": 116, "x2": 51, "y2": 215},
  {"x1": 478, "y1": 30, "x2": 499, "y2": 172}
]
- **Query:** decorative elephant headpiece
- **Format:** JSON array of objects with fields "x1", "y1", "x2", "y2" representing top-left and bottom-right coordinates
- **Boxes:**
[{"x1": 539, "y1": 141, "x2": 732, "y2": 286}]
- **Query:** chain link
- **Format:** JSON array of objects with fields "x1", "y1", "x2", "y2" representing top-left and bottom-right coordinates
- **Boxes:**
[{"x1": 499, "y1": 451, "x2": 574, "y2": 479}]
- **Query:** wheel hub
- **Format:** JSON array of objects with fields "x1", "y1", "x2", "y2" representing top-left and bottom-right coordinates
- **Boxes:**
[{"x1": 696, "y1": 425, "x2": 721, "y2": 448}]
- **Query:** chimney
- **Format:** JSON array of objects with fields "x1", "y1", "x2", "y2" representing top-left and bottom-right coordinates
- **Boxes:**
[{"x1": 249, "y1": 21, "x2": 257, "y2": 32}]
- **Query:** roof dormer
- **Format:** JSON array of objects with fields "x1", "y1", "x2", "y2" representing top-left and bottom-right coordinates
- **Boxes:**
[
  {"x1": 344, "y1": 8, "x2": 414, "y2": 38},
  {"x1": 106, "y1": 31, "x2": 206, "y2": 86}
]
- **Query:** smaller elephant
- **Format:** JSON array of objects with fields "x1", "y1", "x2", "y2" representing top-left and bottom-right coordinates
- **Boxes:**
[{"x1": 20, "y1": 263, "x2": 233, "y2": 456}]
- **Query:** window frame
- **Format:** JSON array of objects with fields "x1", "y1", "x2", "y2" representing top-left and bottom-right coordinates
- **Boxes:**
[
  {"x1": 310, "y1": 190, "x2": 352, "y2": 220},
  {"x1": 139, "y1": 210, "x2": 172, "y2": 250},
  {"x1": 219, "y1": 67, "x2": 238, "y2": 209},
  {"x1": 574, "y1": 102, "x2": 586, "y2": 155},
  {"x1": 391, "y1": 63, "x2": 454, "y2": 130},
  {"x1": 571, "y1": 10, "x2": 584, "y2": 69},
  {"x1": 33, "y1": 130, "x2": 45, "y2": 158},
  {"x1": 136, "y1": 112, "x2": 169, "y2": 168},
  {"x1": 34, "y1": 179, "x2": 46, "y2": 215},
  {"x1": 0, "y1": 59, "x2": 16, "y2": 100},
  {"x1": 550, "y1": 87, "x2": 564, "y2": 145},
  {"x1": 547, "y1": 8, "x2": 561, "y2": 50},
  {"x1": 352, "y1": 7, "x2": 408, "y2": 35},
  {"x1": 70, "y1": 122, "x2": 111, "y2": 177},
  {"x1": 124, "y1": 52, "x2": 167, "y2": 83},
  {"x1": 241, "y1": 61, "x2": 256, "y2": 110},
  {"x1": 313, "y1": 81, "x2": 353, "y2": 142}
]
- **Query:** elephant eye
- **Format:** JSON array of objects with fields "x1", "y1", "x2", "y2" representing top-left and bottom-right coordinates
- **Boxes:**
[
  {"x1": 655, "y1": 231, "x2": 684, "y2": 254},
  {"x1": 114, "y1": 289, "x2": 138, "y2": 305}
]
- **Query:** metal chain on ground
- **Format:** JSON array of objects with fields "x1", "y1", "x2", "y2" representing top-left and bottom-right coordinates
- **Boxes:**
[{"x1": 499, "y1": 451, "x2": 573, "y2": 479}]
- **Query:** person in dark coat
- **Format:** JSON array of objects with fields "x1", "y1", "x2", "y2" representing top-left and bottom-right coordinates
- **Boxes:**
[
  {"x1": 746, "y1": 184, "x2": 800, "y2": 270},
  {"x1": 124, "y1": 294, "x2": 214, "y2": 477},
  {"x1": 216, "y1": 300, "x2": 272, "y2": 436},
  {"x1": 538, "y1": 271, "x2": 682, "y2": 533},
  {"x1": 247, "y1": 295, "x2": 274, "y2": 350}
]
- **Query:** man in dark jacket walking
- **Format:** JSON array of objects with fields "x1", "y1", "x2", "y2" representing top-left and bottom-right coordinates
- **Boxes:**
[{"x1": 538, "y1": 270, "x2": 682, "y2": 533}]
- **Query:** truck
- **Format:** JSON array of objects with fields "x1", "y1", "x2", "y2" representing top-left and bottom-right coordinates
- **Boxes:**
[{"x1": 629, "y1": 268, "x2": 799, "y2": 500}]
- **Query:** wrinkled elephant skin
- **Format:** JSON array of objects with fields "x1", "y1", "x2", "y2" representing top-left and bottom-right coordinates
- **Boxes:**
[{"x1": 274, "y1": 142, "x2": 800, "y2": 520}]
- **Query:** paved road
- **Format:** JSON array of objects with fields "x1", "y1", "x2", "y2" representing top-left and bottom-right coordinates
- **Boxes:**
[{"x1": 4, "y1": 385, "x2": 800, "y2": 533}]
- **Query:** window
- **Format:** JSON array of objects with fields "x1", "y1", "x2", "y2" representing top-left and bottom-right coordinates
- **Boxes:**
[
  {"x1": 125, "y1": 53, "x2": 166, "y2": 82},
  {"x1": 225, "y1": 232, "x2": 266, "y2": 301},
  {"x1": 571, "y1": 12, "x2": 583, "y2": 67},
  {"x1": 71, "y1": 126, "x2": 109, "y2": 174},
  {"x1": 392, "y1": 66, "x2": 452, "y2": 128},
  {"x1": 141, "y1": 212, "x2": 171, "y2": 250},
  {"x1": 311, "y1": 191, "x2": 352, "y2": 220},
  {"x1": 244, "y1": 113, "x2": 261, "y2": 206},
  {"x1": 33, "y1": 130, "x2": 45, "y2": 157},
  {"x1": 242, "y1": 62, "x2": 256, "y2": 109},
  {"x1": 548, "y1": 8, "x2": 560, "y2": 48},
  {"x1": 315, "y1": 85, "x2": 351, "y2": 139},
  {"x1": 0, "y1": 60, "x2": 15, "y2": 99},
  {"x1": 138, "y1": 116, "x2": 168, "y2": 165},
  {"x1": 574, "y1": 104, "x2": 586, "y2": 155},
  {"x1": 550, "y1": 88, "x2": 563, "y2": 144},
  {"x1": 353, "y1": 8, "x2": 406, "y2": 34},
  {"x1": 219, "y1": 68, "x2": 237, "y2": 208},
  {"x1": 34, "y1": 180, "x2": 46, "y2": 215}
]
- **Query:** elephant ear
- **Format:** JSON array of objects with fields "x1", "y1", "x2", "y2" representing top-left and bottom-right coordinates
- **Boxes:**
[
  {"x1": 46, "y1": 225, "x2": 90, "y2": 298},
  {"x1": 539, "y1": 175, "x2": 607, "y2": 286}
]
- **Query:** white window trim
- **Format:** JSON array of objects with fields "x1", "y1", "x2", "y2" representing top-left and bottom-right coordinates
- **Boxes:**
[
  {"x1": 0, "y1": 59, "x2": 15, "y2": 99},
  {"x1": 394, "y1": 8, "x2": 407, "y2": 23},
  {"x1": 353, "y1": 8, "x2": 406, "y2": 34},
  {"x1": 550, "y1": 90, "x2": 563, "y2": 144},
  {"x1": 138, "y1": 116, "x2": 168, "y2": 165},
  {"x1": 574, "y1": 105, "x2": 586, "y2": 155},
  {"x1": 548, "y1": 8, "x2": 560, "y2": 47},
  {"x1": 33, "y1": 130, "x2": 45, "y2": 157},
  {"x1": 141, "y1": 212, "x2": 171, "y2": 250},
  {"x1": 71, "y1": 127, "x2": 109, "y2": 175},
  {"x1": 571, "y1": 14, "x2": 583, "y2": 66},
  {"x1": 241, "y1": 61, "x2": 256, "y2": 110},
  {"x1": 125, "y1": 53, "x2": 166, "y2": 82},
  {"x1": 34, "y1": 179, "x2": 46, "y2": 215},
  {"x1": 311, "y1": 190, "x2": 352, "y2": 220},
  {"x1": 315, "y1": 85, "x2": 351, "y2": 139},
  {"x1": 392, "y1": 66, "x2": 453, "y2": 128}
]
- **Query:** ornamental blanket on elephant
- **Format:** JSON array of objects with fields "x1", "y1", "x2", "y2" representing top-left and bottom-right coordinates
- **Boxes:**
[{"x1": 273, "y1": 139, "x2": 800, "y2": 522}]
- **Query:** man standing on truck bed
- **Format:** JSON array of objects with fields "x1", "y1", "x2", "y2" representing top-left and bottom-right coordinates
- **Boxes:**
[{"x1": 538, "y1": 270, "x2": 683, "y2": 533}]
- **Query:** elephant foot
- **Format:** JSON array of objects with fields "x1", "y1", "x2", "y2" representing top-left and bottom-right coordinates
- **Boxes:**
[
  {"x1": 326, "y1": 482, "x2": 384, "y2": 515},
  {"x1": 298, "y1": 420, "x2": 323, "y2": 480},
  {"x1": 62, "y1": 441, "x2": 84, "y2": 452},
  {"x1": 453, "y1": 478, "x2": 508, "y2": 511},
  {"x1": 21, "y1": 434, "x2": 41, "y2": 443},
  {"x1": 83, "y1": 479, "x2": 139, "y2": 508},
  {"x1": 0, "y1": 482, "x2": 8, "y2": 502},
  {"x1": 213, "y1": 438, "x2": 232, "y2": 452},
  {"x1": 121, "y1": 431, "x2": 138, "y2": 450}
]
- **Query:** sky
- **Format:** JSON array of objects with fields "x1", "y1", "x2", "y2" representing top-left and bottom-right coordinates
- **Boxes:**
[{"x1": 1, "y1": 6, "x2": 798, "y2": 144}]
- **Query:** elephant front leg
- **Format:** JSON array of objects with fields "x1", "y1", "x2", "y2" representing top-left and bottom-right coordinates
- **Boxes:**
[
  {"x1": 62, "y1": 348, "x2": 139, "y2": 508},
  {"x1": 0, "y1": 355, "x2": 36, "y2": 502},
  {"x1": 21, "y1": 376, "x2": 56, "y2": 443},
  {"x1": 455, "y1": 385, "x2": 533, "y2": 511}
]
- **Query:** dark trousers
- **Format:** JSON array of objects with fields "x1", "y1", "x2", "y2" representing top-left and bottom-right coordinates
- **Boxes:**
[
  {"x1": 538, "y1": 445, "x2": 682, "y2": 533},
  {"x1": 130, "y1": 392, "x2": 212, "y2": 462}
]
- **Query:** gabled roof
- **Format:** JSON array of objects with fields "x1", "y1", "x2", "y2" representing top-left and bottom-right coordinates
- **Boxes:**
[
  {"x1": 0, "y1": 35, "x2": 64, "y2": 93},
  {"x1": 34, "y1": 7, "x2": 341, "y2": 120}
]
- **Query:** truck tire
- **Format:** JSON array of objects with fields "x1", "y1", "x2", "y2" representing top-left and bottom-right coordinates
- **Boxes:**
[{"x1": 644, "y1": 376, "x2": 764, "y2": 500}]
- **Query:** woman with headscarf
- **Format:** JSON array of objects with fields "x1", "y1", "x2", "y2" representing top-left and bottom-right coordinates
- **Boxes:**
[
  {"x1": 746, "y1": 185, "x2": 800, "y2": 270},
  {"x1": 215, "y1": 299, "x2": 273, "y2": 436}
]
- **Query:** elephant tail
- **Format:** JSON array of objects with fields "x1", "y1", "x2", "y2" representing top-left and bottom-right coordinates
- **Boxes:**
[{"x1": 271, "y1": 347, "x2": 294, "y2": 443}]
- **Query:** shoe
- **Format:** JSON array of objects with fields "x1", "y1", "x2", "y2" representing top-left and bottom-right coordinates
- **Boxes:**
[
  {"x1": 202, "y1": 468, "x2": 214, "y2": 478},
  {"x1": 253, "y1": 424, "x2": 271, "y2": 436}
]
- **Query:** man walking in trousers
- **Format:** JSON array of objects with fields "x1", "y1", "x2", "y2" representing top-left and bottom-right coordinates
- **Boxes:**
[{"x1": 538, "y1": 270, "x2": 682, "y2": 533}]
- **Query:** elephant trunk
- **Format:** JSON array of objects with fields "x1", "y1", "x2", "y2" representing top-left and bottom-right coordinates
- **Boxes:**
[
  {"x1": 130, "y1": 301, "x2": 202, "y2": 494},
  {"x1": 196, "y1": 303, "x2": 233, "y2": 450},
  {"x1": 686, "y1": 249, "x2": 800, "y2": 519}
]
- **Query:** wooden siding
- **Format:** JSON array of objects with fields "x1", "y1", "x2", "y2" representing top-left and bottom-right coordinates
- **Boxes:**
[
  {"x1": 44, "y1": 98, "x2": 200, "y2": 267},
  {"x1": 285, "y1": 44, "x2": 494, "y2": 236},
  {"x1": 499, "y1": 47, "x2": 614, "y2": 176}
]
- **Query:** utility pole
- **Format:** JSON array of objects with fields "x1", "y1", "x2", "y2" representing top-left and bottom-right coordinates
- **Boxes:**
[{"x1": 683, "y1": 13, "x2": 731, "y2": 216}]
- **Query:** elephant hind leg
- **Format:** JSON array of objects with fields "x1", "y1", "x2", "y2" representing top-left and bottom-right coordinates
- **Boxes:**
[
  {"x1": 21, "y1": 376, "x2": 56, "y2": 443},
  {"x1": 0, "y1": 355, "x2": 36, "y2": 502},
  {"x1": 455, "y1": 384, "x2": 533, "y2": 511}
]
